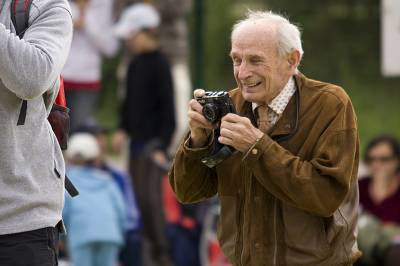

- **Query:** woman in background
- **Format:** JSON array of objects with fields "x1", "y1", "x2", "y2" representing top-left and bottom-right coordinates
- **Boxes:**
[{"x1": 357, "y1": 135, "x2": 400, "y2": 266}]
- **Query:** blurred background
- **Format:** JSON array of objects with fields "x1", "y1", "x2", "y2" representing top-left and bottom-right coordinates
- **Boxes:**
[
  {"x1": 60, "y1": 0, "x2": 400, "y2": 266},
  {"x1": 98, "y1": 0, "x2": 400, "y2": 151}
]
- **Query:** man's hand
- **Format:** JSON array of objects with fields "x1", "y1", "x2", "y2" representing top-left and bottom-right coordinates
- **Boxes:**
[
  {"x1": 188, "y1": 89, "x2": 215, "y2": 148},
  {"x1": 219, "y1": 113, "x2": 264, "y2": 153}
]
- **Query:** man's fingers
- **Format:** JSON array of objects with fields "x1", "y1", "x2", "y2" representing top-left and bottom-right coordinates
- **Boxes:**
[
  {"x1": 220, "y1": 127, "x2": 234, "y2": 139},
  {"x1": 220, "y1": 119, "x2": 248, "y2": 134},
  {"x1": 222, "y1": 114, "x2": 252, "y2": 128},
  {"x1": 189, "y1": 99, "x2": 203, "y2": 113},
  {"x1": 222, "y1": 113, "x2": 243, "y2": 123},
  {"x1": 188, "y1": 110, "x2": 214, "y2": 129},
  {"x1": 193, "y1": 89, "x2": 205, "y2": 98},
  {"x1": 218, "y1": 136, "x2": 233, "y2": 146},
  {"x1": 220, "y1": 120, "x2": 237, "y2": 131},
  {"x1": 188, "y1": 98, "x2": 215, "y2": 129}
]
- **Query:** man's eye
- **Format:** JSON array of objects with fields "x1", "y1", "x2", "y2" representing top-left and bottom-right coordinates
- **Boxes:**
[
  {"x1": 232, "y1": 58, "x2": 241, "y2": 65},
  {"x1": 250, "y1": 58, "x2": 262, "y2": 64}
]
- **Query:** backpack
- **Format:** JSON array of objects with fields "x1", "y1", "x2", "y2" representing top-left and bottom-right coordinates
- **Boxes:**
[{"x1": 11, "y1": 0, "x2": 78, "y2": 197}]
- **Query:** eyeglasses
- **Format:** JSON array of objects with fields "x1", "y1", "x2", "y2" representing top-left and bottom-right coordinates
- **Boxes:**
[{"x1": 365, "y1": 155, "x2": 396, "y2": 164}]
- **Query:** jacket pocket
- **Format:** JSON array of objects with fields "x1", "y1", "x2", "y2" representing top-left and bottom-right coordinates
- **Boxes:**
[{"x1": 282, "y1": 203, "x2": 330, "y2": 257}]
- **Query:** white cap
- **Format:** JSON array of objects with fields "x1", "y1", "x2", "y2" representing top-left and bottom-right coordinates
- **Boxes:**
[
  {"x1": 114, "y1": 3, "x2": 160, "y2": 39},
  {"x1": 66, "y1": 133, "x2": 100, "y2": 161}
]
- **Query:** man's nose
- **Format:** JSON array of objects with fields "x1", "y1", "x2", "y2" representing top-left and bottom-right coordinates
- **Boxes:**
[{"x1": 237, "y1": 62, "x2": 251, "y2": 80}]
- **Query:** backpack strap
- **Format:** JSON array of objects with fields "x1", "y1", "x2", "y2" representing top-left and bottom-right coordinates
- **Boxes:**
[
  {"x1": 65, "y1": 175, "x2": 79, "y2": 197},
  {"x1": 11, "y1": 0, "x2": 33, "y2": 38},
  {"x1": 11, "y1": 0, "x2": 33, "y2": 126}
]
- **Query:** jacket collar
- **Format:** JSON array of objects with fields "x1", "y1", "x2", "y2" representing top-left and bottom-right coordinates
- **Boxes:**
[{"x1": 236, "y1": 73, "x2": 304, "y2": 140}]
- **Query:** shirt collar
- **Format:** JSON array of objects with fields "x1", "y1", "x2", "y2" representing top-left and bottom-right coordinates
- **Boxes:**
[{"x1": 252, "y1": 76, "x2": 296, "y2": 115}]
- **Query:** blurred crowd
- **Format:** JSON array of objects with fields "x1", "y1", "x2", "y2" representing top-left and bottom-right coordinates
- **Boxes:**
[{"x1": 58, "y1": 1, "x2": 400, "y2": 266}]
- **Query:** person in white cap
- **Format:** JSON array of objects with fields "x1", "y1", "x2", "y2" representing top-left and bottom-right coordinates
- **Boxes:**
[
  {"x1": 63, "y1": 133, "x2": 128, "y2": 266},
  {"x1": 112, "y1": 3, "x2": 175, "y2": 266}
]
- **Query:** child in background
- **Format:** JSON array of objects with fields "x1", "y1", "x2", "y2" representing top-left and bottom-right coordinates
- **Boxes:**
[
  {"x1": 76, "y1": 123, "x2": 142, "y2": 266},
  {"x1": 63, "y1": 133, "x2": 127, "y2": 266}
]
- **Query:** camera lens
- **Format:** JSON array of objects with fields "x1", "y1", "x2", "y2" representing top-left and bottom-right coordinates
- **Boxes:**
[{"x1": 203, "y1": 103, "x2": 219, "y2": 123}]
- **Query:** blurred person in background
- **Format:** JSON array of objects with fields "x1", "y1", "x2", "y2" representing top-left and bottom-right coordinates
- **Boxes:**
[
  {"x1": 112, "y1": 3, "x2": 175, "y2": 266},
  {"x1": 62, "y1": 0, "x2": 119, "y2": 132},
  {"x1": 357, "y1": 135, "x2": 400, "y2": 266},
  {"x1": 77, "y1": 123, "x2": 143, "y2": 266},
  {"x1": 63, "y1": 133, "x2": 127, "y2": 266},
  {"x1": 115, "y1": 0, "x2": 193, "y2": 153}
]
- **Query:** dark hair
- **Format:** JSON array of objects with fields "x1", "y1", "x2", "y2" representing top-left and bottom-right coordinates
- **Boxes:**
[{"x1": 364, "y1": 135, "x2": 400, "y2": 171}]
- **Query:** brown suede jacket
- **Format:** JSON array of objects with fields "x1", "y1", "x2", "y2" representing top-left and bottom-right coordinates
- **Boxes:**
[{"x1": 169, "y1": 73, "x2": 361, "y2": 266}]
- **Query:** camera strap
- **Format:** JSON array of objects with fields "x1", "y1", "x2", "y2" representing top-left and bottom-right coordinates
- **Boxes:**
[{"x1": 201, "y1": 129, "x2": 235, "y2": 168}]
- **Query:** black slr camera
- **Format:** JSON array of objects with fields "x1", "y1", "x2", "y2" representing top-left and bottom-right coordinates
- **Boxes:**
[{"x1": 196, "y1": 91, "x2": 236, "y2": 168}]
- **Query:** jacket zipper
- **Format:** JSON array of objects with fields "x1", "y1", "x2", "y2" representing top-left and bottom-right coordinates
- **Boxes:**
[{"x1": 273, "y1": 198, "x2": 278, "y2": 266}]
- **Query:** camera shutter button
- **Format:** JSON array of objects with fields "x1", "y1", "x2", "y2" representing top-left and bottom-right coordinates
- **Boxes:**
[{"x1": 251, "y1": 148, "x2": 258, "y2": 155}]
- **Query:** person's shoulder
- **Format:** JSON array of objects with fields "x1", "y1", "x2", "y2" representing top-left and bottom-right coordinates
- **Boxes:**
[
  {"x1": 31, "y1": 0, "x2": 71, "y2": 16},
  {"x1": 298, "y1": 73, "x2": 352, "y2": 108}
]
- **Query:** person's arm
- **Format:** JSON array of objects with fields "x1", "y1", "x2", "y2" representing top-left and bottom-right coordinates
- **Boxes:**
[
  {"x1": 0, "y1": 1, "x2": 73, "y2": 99},
  {"x1": 242, "y1": 100, "x2": 359, "y2": 217},
  {"x1": 169, "y1": 89, "x2": 218, "y2": 203},
  {"x1": 169, "y1": 134, "x2": 218, "y2": 203},
  {"x1": 84, "y1": 0, "x2": 119, "y2": 57}
]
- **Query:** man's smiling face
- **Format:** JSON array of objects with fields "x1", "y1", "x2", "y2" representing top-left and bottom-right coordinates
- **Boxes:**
[{"x1": 230, "y1": 23, "x2": 292, "y2": 106}]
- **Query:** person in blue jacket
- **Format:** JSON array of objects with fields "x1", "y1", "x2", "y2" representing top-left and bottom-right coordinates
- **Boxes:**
[
  {"x1": 76, "y1": 122, "x2": 143, "y2": 266},
  {"x1": 63, "y1": 133, "x2": 127, "y2": 266}
]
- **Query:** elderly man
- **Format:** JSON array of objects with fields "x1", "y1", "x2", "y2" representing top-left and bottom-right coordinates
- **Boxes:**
[{"x1": 169, "y1": 11, "x2": 361, "y2": 266}]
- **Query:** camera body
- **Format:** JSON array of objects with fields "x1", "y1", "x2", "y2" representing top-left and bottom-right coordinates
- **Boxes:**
[
  {"x1": 195, "y1": 91, "x2": 236, "y2": 168},
  {"x1": 196, "y1": 91, "x2": 235, "y2": 124}
]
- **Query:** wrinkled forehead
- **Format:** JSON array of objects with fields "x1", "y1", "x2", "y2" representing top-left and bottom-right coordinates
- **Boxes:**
[{"x1": 231, "y1": 23, "x2": 278, "y2": 56}]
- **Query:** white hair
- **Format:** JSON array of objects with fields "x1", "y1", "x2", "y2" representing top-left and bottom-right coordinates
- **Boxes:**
[{"x1": 232, "y1": 10, "x2": 304, "y2": 60}]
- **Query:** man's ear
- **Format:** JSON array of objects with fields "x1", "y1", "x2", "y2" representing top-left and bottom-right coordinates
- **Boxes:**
[{"x1": 287, "y1": 50, "x2": 301, "y2": 70}]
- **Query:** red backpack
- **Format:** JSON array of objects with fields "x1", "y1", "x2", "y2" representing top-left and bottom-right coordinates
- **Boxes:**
[{"x1": 11, "y1": 0, "x2": 78, "y2": 197}]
